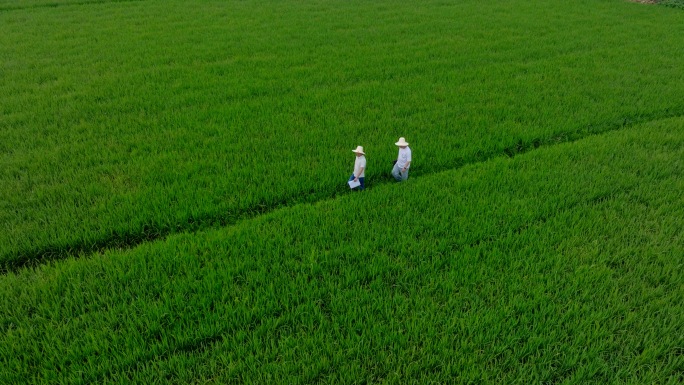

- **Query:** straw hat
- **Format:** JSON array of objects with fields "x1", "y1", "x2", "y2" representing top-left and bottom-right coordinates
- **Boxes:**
[
  {"x1": 352, "y1": 145, "x2": 365, "y2": 155},
  {"x1": 395, "y1": 137, "x2": 409, "y2": 146}
]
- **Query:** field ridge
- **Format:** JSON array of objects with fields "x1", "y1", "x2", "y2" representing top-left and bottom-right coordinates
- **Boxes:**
[{"x1": 4, "y1": 107, "x2": 683, "y2": 275}]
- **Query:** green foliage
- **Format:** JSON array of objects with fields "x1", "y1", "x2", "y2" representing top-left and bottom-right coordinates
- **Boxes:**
[
  {"x1": 2, "y1": 0, "x2": 684, "y2": 268},
  {"x1": 661, "y1": 0, "x2": 684, "y2": 9},
  {"x1": 1, "y1": 119, "x2": 682, "y2": 384}
]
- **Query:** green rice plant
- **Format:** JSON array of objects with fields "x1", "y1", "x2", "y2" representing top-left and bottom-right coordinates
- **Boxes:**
[
  {"x1": 661, "y1": 0, "x2": 684, "y2": 10},
  {"x1": 2, "y1": 0, "x2": 684, "y2": 269},
  {"x1": 1, "y1": 118, "x2": 682, "y2": 384}
]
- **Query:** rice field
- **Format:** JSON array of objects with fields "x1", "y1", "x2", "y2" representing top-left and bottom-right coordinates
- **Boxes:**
[
  {"x1": 1, "y1": 0, "x2": 683, "y2": 384},
  {"x1": 3, "y1": 0, "x2": 684, "y2": 270}
]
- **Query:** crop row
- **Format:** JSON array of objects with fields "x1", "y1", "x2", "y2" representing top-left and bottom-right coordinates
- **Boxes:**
[
  {"x1": 2, "y1": 0, "x2": 684, "y2": 267},
  {"x1": 2, "y1": 118, "x2": 682, "y2": 384}
]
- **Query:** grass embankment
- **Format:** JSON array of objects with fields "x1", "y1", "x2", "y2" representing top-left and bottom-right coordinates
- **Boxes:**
[
  {"x1": 2, "y1": 0, "x2": 684, "y2": 269},
  {"x1": 2, "y1": 118, "x2": 682, "y2": 384}
]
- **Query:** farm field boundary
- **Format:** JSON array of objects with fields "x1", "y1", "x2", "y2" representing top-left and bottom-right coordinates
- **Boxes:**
[{"x1": 3, "y1": 108, "x2": 683, "y2": 275}]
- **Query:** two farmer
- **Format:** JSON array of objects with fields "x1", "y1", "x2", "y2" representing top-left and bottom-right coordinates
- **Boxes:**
[{"x1": 349, "y1": 137, "x2": 412, "y2": 190}]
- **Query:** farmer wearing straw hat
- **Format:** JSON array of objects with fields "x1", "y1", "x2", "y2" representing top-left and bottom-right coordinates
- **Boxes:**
[
  {"x1": 349, "y1": 145, "x2": 366, "y2": 190},
  {"x1": 392, "y1": 137, "x2": 411, "y2": 181}
]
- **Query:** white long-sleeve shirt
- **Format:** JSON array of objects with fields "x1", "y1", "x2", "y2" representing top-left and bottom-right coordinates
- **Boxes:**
[
  {"x1": 396, "y1": 147, "x2": 411, "y2": 169},
  {"x1": 354, "y1": 155, "x2": 366, "y2": 177}
]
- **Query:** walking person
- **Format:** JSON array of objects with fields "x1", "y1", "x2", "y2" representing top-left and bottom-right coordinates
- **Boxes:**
[
  {"x1": 349, "y1": 145, "x2": 366, "y2": 190},
  {"x1": 391, "y1": 137, "x2": 411, "y2": 181}
]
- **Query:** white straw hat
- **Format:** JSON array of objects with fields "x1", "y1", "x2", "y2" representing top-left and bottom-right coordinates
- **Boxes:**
[
  {"x1": 352, "y1": 145, "x2": 365, "y2": 154},
  {"x1": 395, "y1": 137, "x2": 409, "y2": 146}
]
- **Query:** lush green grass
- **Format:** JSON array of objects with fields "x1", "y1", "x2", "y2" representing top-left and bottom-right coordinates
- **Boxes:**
[
  {"x1": 2, "y1": 118, "x2": 682, "y2": 384},
  {"x1": 2, "y1": 0, "x2": 684, "y2": 269}
]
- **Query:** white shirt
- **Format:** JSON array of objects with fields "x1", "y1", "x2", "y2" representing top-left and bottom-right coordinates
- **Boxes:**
[
  {"x1": 396, "y1": 147, "x2": 411, "y2": 169},
  {"x1": 354, "y1": 155, "x2": 366, "y2": 178}
]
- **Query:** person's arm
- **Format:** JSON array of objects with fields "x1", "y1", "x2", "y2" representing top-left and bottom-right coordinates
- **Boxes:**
[
  {"x1": 354, "y1": 167, "x2": 364, "y2": 181},
  {"x1": 402, "y1": 162, "x2": 410, "y2": 172}
]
